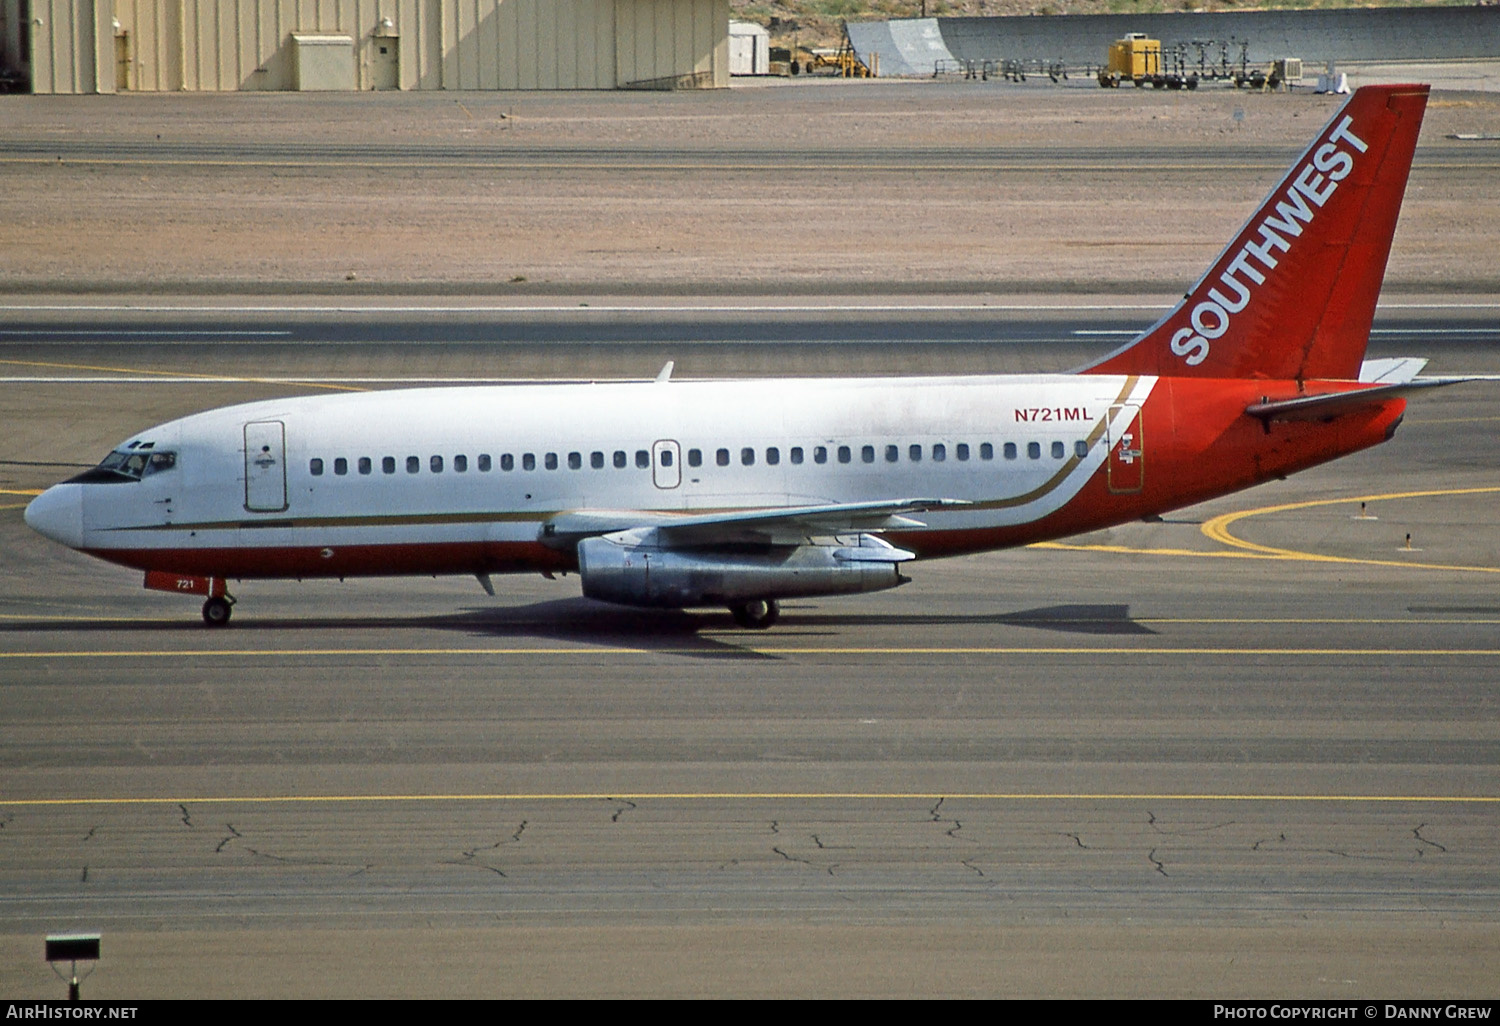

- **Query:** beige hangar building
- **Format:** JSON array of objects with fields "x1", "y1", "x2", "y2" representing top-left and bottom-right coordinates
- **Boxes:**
[{"x1": 1, "y1": 0, "x2": 730, "y2": 93}]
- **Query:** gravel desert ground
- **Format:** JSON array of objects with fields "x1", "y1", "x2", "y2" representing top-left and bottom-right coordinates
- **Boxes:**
[{"x1": 2, "y1": 79, "x2": 1496, "y2": 296}]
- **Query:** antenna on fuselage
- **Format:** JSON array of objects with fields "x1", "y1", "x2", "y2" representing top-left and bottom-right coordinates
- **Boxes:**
[{"x1": 655, "y1": 361, "x2": 675, "y2": 383}]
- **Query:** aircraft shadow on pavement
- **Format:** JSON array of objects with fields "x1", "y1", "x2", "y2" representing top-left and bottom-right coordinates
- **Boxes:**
[{"x1": 0, "y1": 599, "x2": 1155, "y2": 649}]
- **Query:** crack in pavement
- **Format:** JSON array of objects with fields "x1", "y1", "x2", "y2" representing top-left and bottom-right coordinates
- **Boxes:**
[
  {"x1": 1324, "y1": 849, "x2": 1417, "y2": 863},
  {"x1": 1413, "y1": 823, "x2": 1448, "y2": 854},
  {"x1": 961, "y1": 859, "x2": 986, "y2": 878},
  {"x1": 1148, "y1": 848, "x2": 1168, "y2": 877},
  {"x1": 448, "y1": 821, "x2": 526, "y2": 878},
  {"x1": 929, "y1": 796, "x2": 972, "y2": 844},
  {"x1": 608, "y1": 799, "x2": 636, "y2": 823},
  {"x1": 81, "y1": 826, "x2": 97, "y2": 843},
  {"x1": 810, "y1": 834, "x2": 853, "y2": 851},
  {"x1": 1252, "y1": 833, "x2": 1288, "y2": 851},
  {"x1": 178, "y1": 804, "x2": 193, "y2": 828},
  {"x1": 1148, "y1": 810, "x2": 1236, "y2": 835},
  {"x1": 772, "y1": 846, "x2": 814, "y2": 868},
  {"x1": 1062, "y1": 832, "x2": 1088, "y2": 849},
  {"x1": 214, "y1": 823, "x2": 242, "y2": 854}
]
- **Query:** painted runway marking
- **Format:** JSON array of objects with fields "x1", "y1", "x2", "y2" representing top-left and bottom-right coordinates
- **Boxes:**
[
  {"x1": 1076, "y1": 327, "x2": 1500, "y2": 336},
  {"x1": 1200, "y1": 487, "x2": 1500, "y2": 573},
  {"x1": 3, "y1": 613, "x2": 1498, "y2": 627},
  {"x1": 4, "y1": 646, "x2": 1500, "y2": 659},
  {"x1": 0, "y1": 358, "x2": 367, "y2": 393},
  {"x1": 0, "y1": 302, "x2": 1180, "y2": 314},
  {"x1": 1, "y1": 301, "x2": 1496, "y2": 314},
  {"x1": 1, "y1": 791, "x2": 1494, "y2": 809},
  {"x1": 0, "y1": 330, "x2": 290, "y2": 337},
  {"x1": 1039, "y1": 488, "x2": 1500, "y2": 574}
]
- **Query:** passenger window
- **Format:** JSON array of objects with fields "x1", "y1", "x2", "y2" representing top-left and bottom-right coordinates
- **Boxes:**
[
  {"x1": 885, "y1": 445, "x2": 898, "y2": 463},
  {"x1": 383, "y1": 456, "x2": 396, "y2": 474},
  {"x1": 499, "y1": 454, "x2": 513, "y2": 472},
  {"x1": 837, "y1": 446, "x2": 851, "y2": 464},
  {"x1": 568, "y1": 452, "x2": 582, "y2": 470},
  {"x1": 765, "y1": 447, "x2": 779, "y2": 466},
  {"x1": 310, "y1": 458, "x2": 324, "y2": 476},
  {"x1": 334, "y1": 457, "x2": 348, "y2": 476},
  {"x1": 1051, "y1": 441, "x2": 1065, "y2": 459},
  {"x1": 431, "y1": 455, "x2": 443, "y2": 473},
  {"x1": 544, "y1": 453, "x2": 558, "y2": 471},
  {"x1": 790, "y1": 447, "x2": 803, "y2": 465},
  {"x1": 687, "y1": 448, "x2": 702, "y2": 468},
  {"x1": 660, "y1": 449, "x2": 673, "y2": 467},
  {"x1": 716, "y1": 448, "x2": 730, "y2": 467},
  {"x1": 741, "y1": 447, "x2": 755, "y2": 466},
  {"x1": 635, "y1": 450, "x2": 649, "y2": 469},
  {"x1": 522, "y1": 453, "x2": 536, "y2": 471},
  {"x1": 406, "y1": 456, "x2": 420, "y2": 474},
  {"x1": 1028, "y1": 442, "x2": 1042, "y2": 459},
  {"x1": 815, "y1": 446, "x2": 828, "y2": 465},
  {"x1": 862, "y1": 445, "x2": 875, "y2": 464},
  {"x1": 358, "y1": 457, "x2": 372, "y2": 475},
  {"x1": 909, "y1": 444, "x2": 922, "y2": 463},
  {"x1": 591, "y1": 451, "x2": 605, "y2": 469},
  {"x1": 478, "y1": 454, "x2": 492, "y2": 472},
  {"x1": 933, "y1": 443, "x2": 946, "y2": 462},
  {"x1": 1001, "y1": 443, "x2": 1014, "y2": 460},
  {"x1": 956, "y1": 443, "x2": 969, "y2": 461},
  {"x1": 614, "y1": 451, "x2": 627, "y2": 469},
  {"x1": 1075, "y1": 440, "x2": 1089, "y2": 458},
  {"x1": 982, "y1": 443, "x2": 995, "y2": 460},
  {"x1": 454, "y1": 455, "x2": 468, "y2": 473}
]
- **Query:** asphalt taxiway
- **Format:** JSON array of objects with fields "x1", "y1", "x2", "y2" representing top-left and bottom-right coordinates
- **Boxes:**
[{"x1": 0, "y1": 305, "x2": 1497, "y2": 997}]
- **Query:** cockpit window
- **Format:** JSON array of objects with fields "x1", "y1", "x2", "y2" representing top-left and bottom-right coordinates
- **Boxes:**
[{"x1": 67, "y1": 448, "x2": 178, "y2": 484}]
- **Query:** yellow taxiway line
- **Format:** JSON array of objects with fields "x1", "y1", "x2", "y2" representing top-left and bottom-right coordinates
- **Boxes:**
[
  {"x1": 3, "y1": 646, "x2": 1500, "y2": 659},
  {"x1": 1036, "y1": 486, "x2": 1500, "y2": 573},
  {"x1": 0, "y1": 358, "x2": 367, "y2": 393},
  {"x1": 1, "y1": 791, "x2": 1495, "y2": 809},
  {"x1": 1200, "y1": 486, "x2": 1500, "y2": 572}
]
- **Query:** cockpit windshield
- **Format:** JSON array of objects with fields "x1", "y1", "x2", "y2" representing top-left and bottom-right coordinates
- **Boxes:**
[{"x1": 65, "y1": 446, "x2": 178, "y2": 484}]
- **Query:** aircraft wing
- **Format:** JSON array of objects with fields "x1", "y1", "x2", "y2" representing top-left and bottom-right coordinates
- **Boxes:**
[
  {"x1": 541, "y1": 498, "x2": 969, "y2": 548},
  {"x1": 1245, "y1": 378, "x2": 1472, "y2": 423}
]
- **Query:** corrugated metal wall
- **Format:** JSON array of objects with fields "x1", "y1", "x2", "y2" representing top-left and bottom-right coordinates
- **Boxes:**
[{"x1": 18, "y1": 0, "x2": 727, "y2": 93}]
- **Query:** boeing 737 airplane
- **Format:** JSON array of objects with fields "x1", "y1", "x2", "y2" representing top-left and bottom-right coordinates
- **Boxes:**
[{"x1": 25, "y1": 84, "x2": 1452, "y2": 628}]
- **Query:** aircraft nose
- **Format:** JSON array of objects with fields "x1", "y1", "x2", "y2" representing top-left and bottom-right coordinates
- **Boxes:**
[{"x1": 24, "y1": 484, "x2": 84, "y2": 549}]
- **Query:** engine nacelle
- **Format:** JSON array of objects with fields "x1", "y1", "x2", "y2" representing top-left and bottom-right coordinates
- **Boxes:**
[{"x1": 576, "y1": 530, "x2": 913, "y2": 608}]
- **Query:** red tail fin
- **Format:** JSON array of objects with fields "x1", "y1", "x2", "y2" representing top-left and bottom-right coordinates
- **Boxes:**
[{"x1": 1083, "y1": 84, "x2": 1429, "y2": 381}]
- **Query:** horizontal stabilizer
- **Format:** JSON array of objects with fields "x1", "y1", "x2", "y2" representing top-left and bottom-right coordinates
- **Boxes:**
[
  {"x1": 1246, "y1": 378, "x2": 1468, "y2": 422},
  {"x1": 1359, "y1": 357, "x2": 1429, "y2": 383}
]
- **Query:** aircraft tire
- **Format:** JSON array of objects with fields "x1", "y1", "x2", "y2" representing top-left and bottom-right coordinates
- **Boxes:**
[
  {"x1": 730, "y1": 599, "x2": 779, "y2": 630},
  {"x1": 202, "y1": 596, "x2": 233, "y2": 626}
]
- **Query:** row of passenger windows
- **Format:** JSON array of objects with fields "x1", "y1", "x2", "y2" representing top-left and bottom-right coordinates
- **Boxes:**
[{"x1": 308, "y1": 440, "x2": 1091, "y2": 478}]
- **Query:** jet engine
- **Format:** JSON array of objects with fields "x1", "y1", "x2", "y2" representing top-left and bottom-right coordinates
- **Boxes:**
[{"x1": 575, "y1": 528, "x2": 914, "y2": 608}]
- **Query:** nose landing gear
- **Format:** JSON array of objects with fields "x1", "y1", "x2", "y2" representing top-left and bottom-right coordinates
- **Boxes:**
[{"x1": 201, "y1": 594, "x2": 235, "y2": 626}]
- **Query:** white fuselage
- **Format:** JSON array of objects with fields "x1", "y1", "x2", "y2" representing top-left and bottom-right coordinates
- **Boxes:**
[{"x1": 48, "y1": 373, "x2": 1155, "y2": 575}]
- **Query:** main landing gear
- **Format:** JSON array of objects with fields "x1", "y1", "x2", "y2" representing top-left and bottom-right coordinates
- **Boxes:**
[
  {"x1": 729, "y1": 598, "x2": 779, "y2": 630},
  {"x1": 201, "y1": 594, "x2": 235, "y2": 626}
]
